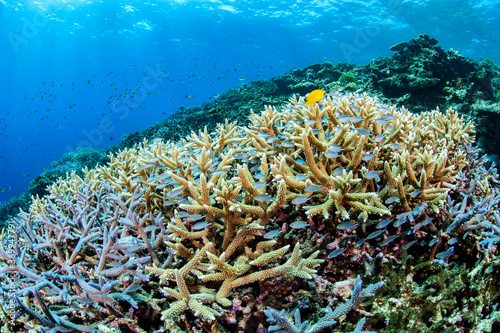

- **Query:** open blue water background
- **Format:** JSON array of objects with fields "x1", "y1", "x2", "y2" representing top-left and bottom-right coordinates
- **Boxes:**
[{"x1": 0, "y1": 0, "x2": 499, "y2": 203}]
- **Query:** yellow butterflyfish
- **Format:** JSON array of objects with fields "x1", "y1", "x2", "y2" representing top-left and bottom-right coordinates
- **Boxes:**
[{"x1": 305, "y1": 89, "x2": 325, "y2": 106}]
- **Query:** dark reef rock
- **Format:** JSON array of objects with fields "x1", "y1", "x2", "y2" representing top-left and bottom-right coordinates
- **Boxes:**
[{"x1": 369, "y1": 34, "x2": 493, "y2": 109}]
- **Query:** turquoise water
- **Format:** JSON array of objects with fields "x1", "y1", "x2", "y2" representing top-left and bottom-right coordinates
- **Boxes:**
[{"x1": 0, "y1": 0, "x2": 499, "y2": 202}]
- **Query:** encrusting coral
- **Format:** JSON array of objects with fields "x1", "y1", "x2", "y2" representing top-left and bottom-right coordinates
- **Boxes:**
[{"x1": 0, "y1": 89, "x2": 475, "y2": 331}]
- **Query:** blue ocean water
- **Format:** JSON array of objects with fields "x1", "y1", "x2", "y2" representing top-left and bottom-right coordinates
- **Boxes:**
[{"x1": 0, "y1": 0, "x2": 498, "y2": 203}]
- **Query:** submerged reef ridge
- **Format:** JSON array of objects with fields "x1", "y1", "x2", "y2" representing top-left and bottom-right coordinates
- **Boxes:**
[{"x1": 1, "y1": 35, "x2": 499, "y2": 226}]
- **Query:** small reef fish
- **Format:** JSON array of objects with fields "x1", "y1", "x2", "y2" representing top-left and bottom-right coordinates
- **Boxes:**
[
  {"x1": 411, "y1": 190, "x2": 422, "y2": 198},
  {"x1": 157, "y1": 174, "x2": 170, "y2": 181},
  {"x1": 295, "y1": 174, "x2": 307, "y2": 181},
  {"x1": 234, "y1": 153, "x2": 248, "y2": 159},
  {"x1": 254, "y1": 172, "x2": 266, "y2": 179},
  {"x1": 329, "y1": 88, "x2": 343, "y2": 97},
  {"x1": 385, "y1": 197, "x2": 398, "y2": 204},
  {"x1": 350, "y1": 116, "x2": 364, "y2": 123},
  {"x1": 403, "y1": 239, "x2": 418, "y2": 250},
  {"x1": 332, "y1": 167, "x2": 345, "y2": 176},
  {"x1": 393, "y1": 218, "x2": 406, "y2": 227},
  {"x1": 363, "y1": 171, "x2": 379, "y2": 179},
  {"x1": 167, "y1": 189, "x2": 184, "y2": 197},
  {"x1": 192, "y1": 222, "x2": 212, "y2": 230},
  {"x1": 290, "y1": 221, "x2": 309, "y2": 229},
  {"x1": 305, "y1": 185, "x2": 323, "y2": 192},
  {"x1": 328, "y1": 145, "x2": 344, "y2": 153},
  {"x1": 429, "y1": 237, "x2": 440, "y2": 246},
  {"x1": 187, "y1": 214, "x2": 205, "y2": 221},
  {"x1": 362, "y1": 154, "x2": 375, "y2": 161},
  {"x1": 376, "y1": 219, "x2": 392, "y2": 229},
  {"x1": 267, "y1": 137, "x2": 279, "y2": 144},
  {"x1": 355, "y1": 128, "x2": 372, "y2": 136},
  {"x1": 254, "y1": 194, "x2": 273, "y2": 203},
  {"x1": 338, "y1": 115, "x2": 351, "y2": 123},
  {"x1": 354, "y1": 239, "x2": 365, "y2": 248},
  {"x1": 374, "y1": 118, "x2": 388, "y2": 125},
  {"x1": 264, "y1": 229, "x2": 281, "y2": 239},
  {"x1": 292, "y1": 196, "x2": 310, "y2": 205},
  {"x1": 379, "y1": 235, "x2": 399, "y2": 247},
  {"x1": 176, "y1": 211, "x2": 190, "y2": 218},
  {"x1": 252, "y1": 182, "x2": 268, "y2": 189},
  {"x1": 436, "y1": 248, "x2": 453, "y2": 260},
  {"x1": 337, "y1": 222, "x2": 358, "y2": 230},
  {"x1": 366, "y1": 229, "x2": 385, "y2": 240},
  {"x1": 325, "y1": 152, "x2": 340, "y2": 159},
  {"x1": 305, "y1": 89, "x2": 325, "y2": 106},
  {"x1": 328, "y1": 248, "x2": 346, "y2": 258},
  {"x1": 148, "y1": 157, "x2": 159, "y2": 163},
  {"x1": 211, "y1": 170, "x2": 227, "y2": 176}
]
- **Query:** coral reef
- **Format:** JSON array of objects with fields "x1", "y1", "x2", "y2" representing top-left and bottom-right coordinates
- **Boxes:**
[
  {"x1": 339, "y1": 71, "x2": 356, "y2": 84},
  {"x1": 375, "y1": 35, "x2": 492, "y2": 105},
  {"x1": 2, "y1": 35, "x2": 500, "y2": 228},
  {"x1": 2, "y1": 87, "x2": 496, "y2": 332},
  {"x1": 369, "y1": 142, "x2": 500, "y2": 332},
  {"x1": 0, "y1": 148, "x2": 109, "y2": 227},
  {"x1": 264, "y1": 275, "x2": 383, "y2": 333}
]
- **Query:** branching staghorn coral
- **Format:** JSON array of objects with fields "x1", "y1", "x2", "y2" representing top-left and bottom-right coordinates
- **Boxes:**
[
  {"x1": 145, "y1": 93, "x2": 472, "y2": 323},
  {"x1": 269, "y1": 95, "x2": 473, "y2": 221},
  {"x1": 0, "y1": 91, "x2": 475, "y2": 331},
  {"x1": 0, "y1": 180, "x2": 163, "y2": 331},
  {"x1": 264, "y1": 275, "x2": 383, "y2": 333},
  {"x1": 392, "y1": 144, "x2": 500, "y2": 263},
  {"x1": 438, "y1": 145, "x2": 500, "y2": 251}
]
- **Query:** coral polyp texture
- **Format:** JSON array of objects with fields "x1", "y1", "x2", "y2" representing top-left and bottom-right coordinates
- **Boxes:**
[{"x1": 0, "y1": 91, "x2": 480, "y2": 332}]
